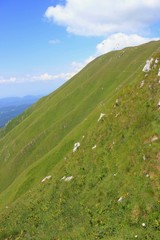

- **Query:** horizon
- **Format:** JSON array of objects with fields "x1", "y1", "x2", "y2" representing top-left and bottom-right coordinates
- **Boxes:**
[
  {"x1": 0, "y1": 94, "x2": 44, "y2": 100},
  {"x1": 0, "y1": 0, "x2": 160, "y2": 98}
]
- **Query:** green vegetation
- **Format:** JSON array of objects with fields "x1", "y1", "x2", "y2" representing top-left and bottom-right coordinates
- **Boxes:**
[{"x1": 0, "y1": 41, "x2": 160, "y2": 239}]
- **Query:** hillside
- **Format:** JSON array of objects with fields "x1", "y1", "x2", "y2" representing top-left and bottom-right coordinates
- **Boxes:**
[{"x1": 0, "y1": 41, "x2": 160, "y2": 239}]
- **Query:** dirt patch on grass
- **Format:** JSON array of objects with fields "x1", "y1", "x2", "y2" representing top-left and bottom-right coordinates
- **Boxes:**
[{"x1": 130, "y1": 206, "x2": 141, "y2": 222}]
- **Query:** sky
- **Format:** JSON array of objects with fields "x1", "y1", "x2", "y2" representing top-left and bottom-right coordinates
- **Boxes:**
[{"x1": 0, "y1": 0, "x2": 160, "y2": 98}]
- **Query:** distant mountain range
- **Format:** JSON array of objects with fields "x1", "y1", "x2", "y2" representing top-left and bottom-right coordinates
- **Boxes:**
[{"x1": 0, "y1": 95, "x2": 41, "y2": 128}]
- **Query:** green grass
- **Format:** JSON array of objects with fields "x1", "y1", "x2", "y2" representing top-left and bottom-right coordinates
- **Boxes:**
[{"x1": 0, "y1": 41, "x2": 160, "y2": 239}]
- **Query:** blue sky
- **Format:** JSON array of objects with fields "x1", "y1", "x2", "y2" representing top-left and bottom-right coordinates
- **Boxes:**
[{"x1": 0, "y1": 0, "x2": 160, "y2": 97}]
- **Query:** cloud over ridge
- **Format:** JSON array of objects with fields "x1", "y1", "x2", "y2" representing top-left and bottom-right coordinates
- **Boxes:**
[{"x1": 96, "y1": 33, "x2": 159, "y2": 54}]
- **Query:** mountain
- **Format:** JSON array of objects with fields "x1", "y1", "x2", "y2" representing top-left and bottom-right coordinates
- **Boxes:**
[
  {"x1": 0, "y1": 96, "x2": 41, "y2": 128},
  {"x1": 0, "y1": 41, "x2": 160, "y2": 239}
]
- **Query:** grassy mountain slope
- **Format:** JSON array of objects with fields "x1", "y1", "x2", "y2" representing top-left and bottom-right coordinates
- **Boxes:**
[
  {"x1": 0, "y1": 41, "x2": 159, "y2": 192},
  {"x1": 0, "y1": 41, "x2": 160, "y2": 239}
]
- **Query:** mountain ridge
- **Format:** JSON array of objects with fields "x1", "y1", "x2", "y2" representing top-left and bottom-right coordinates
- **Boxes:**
[{"x1": 0, "y1": 40, "x2": 160, "y2": 239}]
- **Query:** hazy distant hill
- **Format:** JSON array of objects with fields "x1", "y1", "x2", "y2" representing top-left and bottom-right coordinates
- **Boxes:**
[
  {"x1": 0, "y1": 41, "x2": 159, "y2": 239},
  {"x1": 0, "y1": 96, "x2": 41, "y2": 128}
]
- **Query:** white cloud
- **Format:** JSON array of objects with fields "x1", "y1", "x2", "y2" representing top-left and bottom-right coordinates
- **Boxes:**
[
  {"x1": 0, "y1": 72, "x2": 76, "y2": 85},
  {"x1": 0, "y1": 76, "x2": 17, "y2": 84},
  {"x1": 32, "y1": 73, "x2": 56, "y2": 81},
  {"x1": 32, "y1": 72, "x2": 75, "y2": 81},
  {"x1": 85, "y1": 56, "x2": 96, "y2": 65},
  {"x1": 45, "y1": 0, "x2": 160, "y2": 36},
  {"x1": 70, "y1": 56, "x2": 96, "y2": 75},
  {"x1": 48, "y1": 39, "x2": 61, "y2": 44},
  {"x1": 96, "y1": 33, "x2": 159, "y2": 55}
]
